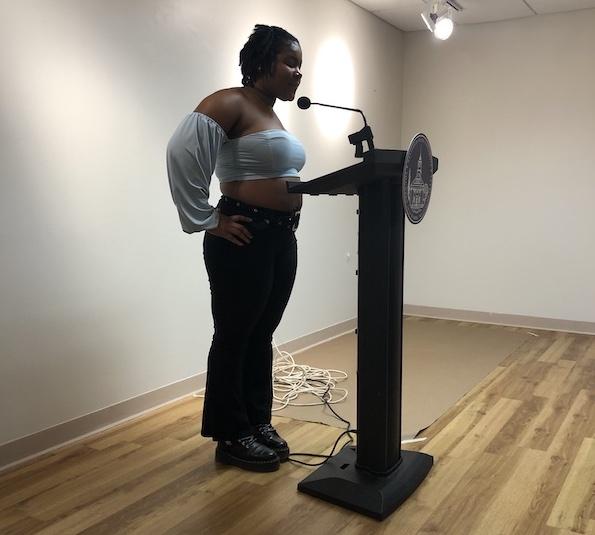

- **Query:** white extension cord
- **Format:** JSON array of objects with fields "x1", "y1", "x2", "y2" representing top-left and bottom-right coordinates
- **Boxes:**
[{"x1": 271, "y1": 338, "x2": 348, "y2": 410}]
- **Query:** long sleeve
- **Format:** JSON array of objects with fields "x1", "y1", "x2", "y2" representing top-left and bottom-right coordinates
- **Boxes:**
[{"x1": 166, "y1": 112, "x2": 228, "y2": 233}]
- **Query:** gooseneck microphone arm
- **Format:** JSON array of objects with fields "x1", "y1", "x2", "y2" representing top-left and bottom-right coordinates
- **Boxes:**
[
  {"x1": 297, "y1": 96, "x2": 374, "y2": 157},
  {"x1": 297, "y1": 96, "x2": 368, "y2": 126},
  {"x1": 310, "y1": 102, "x2": 368, "y2": 127}
]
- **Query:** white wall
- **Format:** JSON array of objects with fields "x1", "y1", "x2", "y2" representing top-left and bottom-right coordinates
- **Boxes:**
[
  {"x1": 0, "y1": 0, "x2": 403, "y2": 445},
  {"x1": 402, "y1": 9, "x2": 595, "y2": 323}
]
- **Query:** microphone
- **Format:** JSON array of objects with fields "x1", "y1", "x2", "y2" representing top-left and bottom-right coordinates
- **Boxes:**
[
  {"x1": 296, "y1": 96, "x2": 311, "y2": 109},
  {"x1": 297, "y1": 96, "x2": 368, "y2": 126}
]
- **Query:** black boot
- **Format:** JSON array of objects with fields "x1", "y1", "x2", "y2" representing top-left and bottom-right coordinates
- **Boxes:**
[
  {"x1": 254, "y1": 424, "x2": 290, "y2": 462},
  {"x1": 215, "y1": 435, "x2": 280, "y2": 472}
]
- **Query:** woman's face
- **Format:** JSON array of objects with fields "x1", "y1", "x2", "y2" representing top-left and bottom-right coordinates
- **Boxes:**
[{"x1": 260, "y1": 40, "x2": 302, "y2": 101}]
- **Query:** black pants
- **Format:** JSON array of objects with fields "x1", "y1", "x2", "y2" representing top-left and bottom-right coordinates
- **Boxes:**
[{"x1": 201, "y1": 197, "x2": 298, "y2": 441}]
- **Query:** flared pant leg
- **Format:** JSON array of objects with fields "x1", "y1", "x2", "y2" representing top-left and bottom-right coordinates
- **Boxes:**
[
  {"x1": 243, "y1": 232, "x2": 297, "y2": 426},
  {"x1": 201, "y1": 229, "x2": 297, "y2": 440}
]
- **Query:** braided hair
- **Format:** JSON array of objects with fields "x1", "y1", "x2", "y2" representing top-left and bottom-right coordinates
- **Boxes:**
[{"x1": 239, "y1": 24, "x2": 299, "y2": 87}]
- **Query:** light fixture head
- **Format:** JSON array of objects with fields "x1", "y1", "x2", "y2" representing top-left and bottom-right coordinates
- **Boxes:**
[
  {"x1": 420, "y1": 0, "x2": 460, "y2": 40},
  {"x1": 434, "y1": 9, "x2": 454, "y2": 40}
]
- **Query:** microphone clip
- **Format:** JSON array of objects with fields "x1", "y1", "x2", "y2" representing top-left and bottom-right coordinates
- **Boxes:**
[{"x1": 348, "y1": 125, "x2": 375, "y2": 158}]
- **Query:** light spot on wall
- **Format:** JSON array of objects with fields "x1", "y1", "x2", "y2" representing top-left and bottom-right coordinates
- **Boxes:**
[{"x1": 312, "y1": 38, "x2": 355, "y2": 139}]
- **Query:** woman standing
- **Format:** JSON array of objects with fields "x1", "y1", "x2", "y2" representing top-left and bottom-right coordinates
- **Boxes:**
[{"x1": 166, "y1": 25, "x2": 304, "y2": 472}]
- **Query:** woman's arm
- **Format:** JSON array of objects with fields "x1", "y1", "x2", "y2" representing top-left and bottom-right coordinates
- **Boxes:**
[
  {"x1": 194, "y1": 91, "x2": 254, "y2": 245},
  {"x1": 166, "y1": 90, "x2": 253, "y2": 244}
]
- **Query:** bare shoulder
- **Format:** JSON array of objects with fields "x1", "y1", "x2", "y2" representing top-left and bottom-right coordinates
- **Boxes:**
[{"x1": 194, "y1": 88, "x2": 246, "y2": 134}]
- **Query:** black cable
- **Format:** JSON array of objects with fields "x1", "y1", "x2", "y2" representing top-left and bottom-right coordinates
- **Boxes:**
[
  {"x1": 286, "y1": 382, "x2": 358, "y2": 467},
  {"x1": 288, "y1": 429, "x2": 357, "y2": 467}
]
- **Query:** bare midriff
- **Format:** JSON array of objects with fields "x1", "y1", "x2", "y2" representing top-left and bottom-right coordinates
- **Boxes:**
[{"x1": 220, "y1": 178, "x2": 303, "y2": 213}]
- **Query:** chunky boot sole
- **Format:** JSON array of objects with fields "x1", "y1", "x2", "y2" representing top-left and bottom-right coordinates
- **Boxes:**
[{"x1": 215, "y1": 447, "x2": 280, "y2": 472}]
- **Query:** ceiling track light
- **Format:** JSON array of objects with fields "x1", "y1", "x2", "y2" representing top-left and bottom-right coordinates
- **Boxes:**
[{"x1": 421, "y1": 0, "x2": 462, "y2": 40}]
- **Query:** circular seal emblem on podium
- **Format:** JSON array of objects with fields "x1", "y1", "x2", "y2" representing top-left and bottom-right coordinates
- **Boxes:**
[{"x1": 402, "y1": 133, "x2": 433, "y2": 224}]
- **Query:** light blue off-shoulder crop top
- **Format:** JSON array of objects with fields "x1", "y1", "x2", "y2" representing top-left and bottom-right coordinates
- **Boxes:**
[
  {"x1": 166, "y1": 112, "x2": 306, "y2": 234},
  {"x1": 216, "y1": 129, "x2": 306, "y2": 182}
]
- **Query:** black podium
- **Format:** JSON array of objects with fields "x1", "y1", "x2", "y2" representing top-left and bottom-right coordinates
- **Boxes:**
[{"x1": 287, "y1": 148, "x2": 439, "y2": 520}]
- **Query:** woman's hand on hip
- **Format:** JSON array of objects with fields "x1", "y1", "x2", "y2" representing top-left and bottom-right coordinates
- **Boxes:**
[{"x1": 207, "y1": 213, "x2": 253, "y2": 245}]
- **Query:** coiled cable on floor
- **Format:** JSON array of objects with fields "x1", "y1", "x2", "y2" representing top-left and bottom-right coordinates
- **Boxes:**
[{"x1": 271, "y1": 338, "x2": 349, "y2": 410}]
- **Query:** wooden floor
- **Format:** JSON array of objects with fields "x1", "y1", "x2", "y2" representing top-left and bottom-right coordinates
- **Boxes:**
[{"x1": 1, "y1": 322, "x2": 594, "y2": 534}]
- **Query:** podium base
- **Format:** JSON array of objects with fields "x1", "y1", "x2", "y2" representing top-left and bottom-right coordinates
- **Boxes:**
[{"x1": 297, "y1": 446, "x2": 433, "y2": 520}]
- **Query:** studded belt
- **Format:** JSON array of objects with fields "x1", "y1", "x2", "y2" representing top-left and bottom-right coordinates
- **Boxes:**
[{"x1": 218, "y1": 195, "x2": 301, "y2": 232}]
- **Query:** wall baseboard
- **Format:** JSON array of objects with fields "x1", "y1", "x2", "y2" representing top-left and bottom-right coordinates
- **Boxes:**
[
  {"x1": 276, "y1": 318, "x2": 357, "y2": 356},
  {"x1": 404, "y1": 305, "x2": 595, "y2": 336},
  {"x1": 0, "y1": 318, "x2": 356, "y2": 474},
  {"x1": 0, "y1": 375, "x2": 205, "y2": 474}
]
